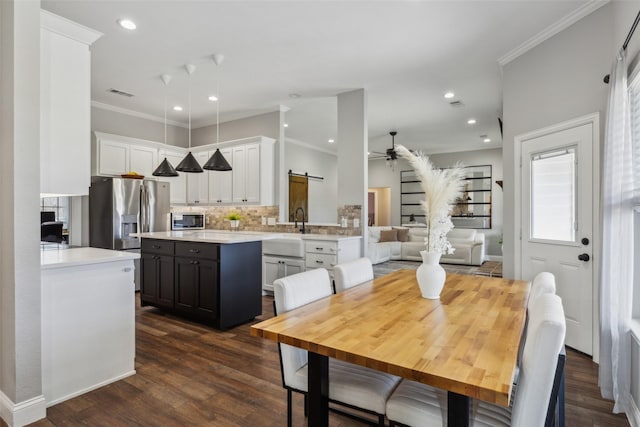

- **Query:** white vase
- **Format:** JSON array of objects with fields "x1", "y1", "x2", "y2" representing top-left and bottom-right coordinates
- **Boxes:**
[
  {"x1": 416, "y1": 250, "x2": 446, "y2": 299},
  {"x1": 229, "y1": 220, "x2": 240, "y2": 231}
]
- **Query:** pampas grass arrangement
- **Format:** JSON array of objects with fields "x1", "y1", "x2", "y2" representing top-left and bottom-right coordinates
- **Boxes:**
[{"x1": 396, "y1": 145, "x2": 466, "y2": 254}]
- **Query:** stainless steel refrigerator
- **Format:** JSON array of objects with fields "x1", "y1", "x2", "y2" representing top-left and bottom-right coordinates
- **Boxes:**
[{"x1": 89, "y1": 176, "x2": 170, "y2": 290}]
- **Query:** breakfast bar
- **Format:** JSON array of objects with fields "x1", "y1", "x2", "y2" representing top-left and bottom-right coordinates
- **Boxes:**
[{"x1": 251, "y1": 270, "x2": 530, "y2": 427}]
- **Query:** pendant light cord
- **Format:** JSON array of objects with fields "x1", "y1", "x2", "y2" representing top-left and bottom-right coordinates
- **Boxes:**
[
  {"x1": 188, "y1": 75, "x2": 192, "y2": 150},
  {"x1": 216, "y1": 63, "x2": 220, "y2": 147}
]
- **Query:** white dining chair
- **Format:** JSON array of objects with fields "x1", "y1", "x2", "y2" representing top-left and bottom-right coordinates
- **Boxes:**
[
  {"x1": 529, "y1": 272, "x2": 556, "y2": 310},
  {"x1": 333, "y1": 257, "x2": 374, "y2": 293},
  {"x1": 273, "y1": 268, "x2": 401, "y2": 427},
  {"x1": 386, "y1": 293, "x2": 566, "y2": 427}
]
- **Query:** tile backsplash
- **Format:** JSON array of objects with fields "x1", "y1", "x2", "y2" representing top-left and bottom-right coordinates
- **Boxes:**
[{"x1": 171, "y1": 205, "x2": 362, "y2": 236}]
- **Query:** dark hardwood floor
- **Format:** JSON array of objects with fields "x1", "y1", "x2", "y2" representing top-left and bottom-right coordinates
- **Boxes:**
[{"x1": 13, "y1": 294, "x2": 628, "y2": 426}]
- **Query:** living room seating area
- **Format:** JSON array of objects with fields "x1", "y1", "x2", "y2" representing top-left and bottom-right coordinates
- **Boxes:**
[{"x1": 367, "y1": 226, "x2": 485, "y2": 266}]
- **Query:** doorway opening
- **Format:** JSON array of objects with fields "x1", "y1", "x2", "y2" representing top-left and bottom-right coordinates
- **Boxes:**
[{"x1": 368, "y1": 187, "x2": 391, "y2": 226}]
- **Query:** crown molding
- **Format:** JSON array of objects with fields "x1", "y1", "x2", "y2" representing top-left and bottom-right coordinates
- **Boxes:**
[
  {"x1": 498, "y1": 0, "x2": 610, "y2": 67},
  {"x1": 91, "y1": 101, "x2": 188, "y2": 128},
  {"x1": 286, "y1": 137, "x2": 337, "y2": 156},
  {"x1": 41, "y1": 10, "x2": 103, "y2": 46}
]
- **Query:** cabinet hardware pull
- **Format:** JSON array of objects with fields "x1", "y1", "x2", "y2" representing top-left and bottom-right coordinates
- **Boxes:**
[
  {"x1": 123, "y1": 267, "x2": 132, "y2": 272},
  {"x1": 152, "y1": 245, "x2": 160, "y2": 249},
  {"x1": 193, "y1": 260, "x2": 199, "y2": 264},
  {"x1": 316, "y1": 247, "x2": 323, "y2": 250},
  {"x1": 189, "y1": 249, "x2": 200, "y2": 253},
  {"x1": 316, "y1": 260, "x2": 323, "y2": 264}
]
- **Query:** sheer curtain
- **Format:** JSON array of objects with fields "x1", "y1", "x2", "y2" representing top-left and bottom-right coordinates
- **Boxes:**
[{"x1": 599, "y1": 48, "x2": 634, "y2": 415}]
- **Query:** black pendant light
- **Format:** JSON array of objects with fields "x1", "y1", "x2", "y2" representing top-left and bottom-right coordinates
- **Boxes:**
[
  {"x1": 175, "y1": 64, "x2": 203, "y2": 173},
  {"x1": 153, "y1": 74, "x2": 179, "y2": 177},
  {"x1": 203, "y1": 53, "x2": 232, "y2": 171}
]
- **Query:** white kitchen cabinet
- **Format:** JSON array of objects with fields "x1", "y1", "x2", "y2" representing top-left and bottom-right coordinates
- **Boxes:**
[
  {"x1": 209, "y1": 147, "x2": 233, "y2": 204},
  {"x1": 159, "y1": 149, "x2": 187, "y2": 204},
  {"x1": 304, "y1": 237, "x2": 361, "y2": 274},
  {"x1": 231, "y1": 139, "x2": 274, "y2": 205},
  {"x1": 95, "y1": 138, "x2": 129, "y2": 176},
  {"x1": 129, "y1": 144, "x2": 158, "y2": 177},
  {"x1": 186, "y1": 151, "x2": 209, "y2": 204},
  {"x1": 262, "y1": 256, "x2": 305, "y2": 293},
  {"x1": 40, "y1": 11, "x2": 102, "y2": 196},
  {"x1": 41, "y1": 249, "x2": 136, "y2": 406}
]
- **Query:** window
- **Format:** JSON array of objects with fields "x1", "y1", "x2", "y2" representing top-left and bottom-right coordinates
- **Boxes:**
[
  {"x1": 631, "y1": 71, "x2": 640, "y2": 319},
  {"x1": 40, "y1": 197, "x2": 69, "y2": 230}
]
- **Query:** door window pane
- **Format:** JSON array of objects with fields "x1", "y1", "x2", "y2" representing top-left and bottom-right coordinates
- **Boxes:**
[{"x1": 530, "y1": 147, "x2": 576, "y2": 242}]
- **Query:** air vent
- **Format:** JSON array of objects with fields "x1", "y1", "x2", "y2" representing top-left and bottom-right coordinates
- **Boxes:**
[
  {"x1": 449, "y1": 100, "x2": 464, "y2": 107},
  {"x1": 107, "y1": 88, "x2": 134, "y2": 97}
]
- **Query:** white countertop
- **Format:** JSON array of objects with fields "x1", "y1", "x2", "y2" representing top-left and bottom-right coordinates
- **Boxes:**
[
  {"x1": 41, "y1": 247, "x2": 140, "y2": 270},
  {"x1": 132, "y1": 230, "x2": 362, "y2": 244}
]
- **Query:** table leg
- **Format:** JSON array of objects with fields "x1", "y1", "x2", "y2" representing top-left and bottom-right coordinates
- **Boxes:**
[
  {"x1": 447, "y1": 392, "x2": 469, "y2": 427},
  {"x1": 308, "y1": 351, "x2": 329, "y2": 427}
]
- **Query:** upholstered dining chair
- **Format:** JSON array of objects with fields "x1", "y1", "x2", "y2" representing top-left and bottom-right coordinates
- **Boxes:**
[
  {"x1": 529, "y1": 272, "x2": 556, "y2": 309},
  {"x1": 386, "y1": 293, "x2": 566, "y2": 427},
  {"x1": 333, "y1": 257, "x2": 374, "y2": 293},
  {"x1": 273, "y1": 268, "x2": 401, "y2": 427}
]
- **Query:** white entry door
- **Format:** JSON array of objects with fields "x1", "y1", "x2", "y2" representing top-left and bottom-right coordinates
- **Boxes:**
[{"x1": 521, "y1": 121, "x2": 594, "y2": 355}]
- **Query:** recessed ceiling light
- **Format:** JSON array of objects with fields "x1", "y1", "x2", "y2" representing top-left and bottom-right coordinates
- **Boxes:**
[
  {"x1": 467, "y1": 118, "x2": 477, "y2": 125},
  {"x1": 328, "y1": 139, "x2": 335, "y2": 143},
  {"x1": 444, "y1": 91, "x2": 455, "y2": 99},
  {"x1": 117, "y1": 19, "x2": 137, "y2": 31},
  {"x1": 173, "y1": 105, "x2": 183, "y2": 111},
  {"x1": 483, "y1": 138, "x2": 491, "y2": 143},
  {"x1": 208, "y1": 95, "x2": 218, "y2": 102},
  {"x1": 284, "y1": 123, "x2": 289, "y2": 128}
]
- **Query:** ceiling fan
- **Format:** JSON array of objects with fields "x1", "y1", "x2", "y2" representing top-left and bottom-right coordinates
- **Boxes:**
[{"x1": 370, "y1": 131, "x2": 399, "y2": 161}]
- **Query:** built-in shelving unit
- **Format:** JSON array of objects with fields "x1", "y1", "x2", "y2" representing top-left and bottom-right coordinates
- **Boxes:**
[{"x1": 400, "y1": 165, "x2": 492, "y2": 229}]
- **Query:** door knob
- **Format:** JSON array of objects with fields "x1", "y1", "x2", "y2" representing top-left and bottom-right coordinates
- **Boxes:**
[{"x1": 578, "y1": 253, "x2": 590, "y2": 262}]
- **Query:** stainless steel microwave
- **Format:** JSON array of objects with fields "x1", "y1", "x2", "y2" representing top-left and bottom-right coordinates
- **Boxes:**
[{"x1": 171, "y1": 212, "x2": 205, "y2": 230}]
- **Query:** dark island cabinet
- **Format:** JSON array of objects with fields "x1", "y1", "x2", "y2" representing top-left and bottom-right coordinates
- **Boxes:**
[
  {"x1": 140, "y1": 239, "x2": 175, "y2": 308},
  {"x1": 140, "y1": 238, "x2": 262, "y2": 329}
]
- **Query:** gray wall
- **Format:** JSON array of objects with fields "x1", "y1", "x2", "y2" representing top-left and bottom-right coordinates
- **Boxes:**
[
  {"x1": 91, "y1": 106, "x2": 188, "y2": 147},
  {"x1": 285, "y1": 141, "x2": 338, "y2": 223},
  {"x1": 368, "y1": 148, "x2": 503, "y2": 256},
  {"x1": 502, "y1": 4, "x2": 613, "y2": 278},
  {"x1": 192, "y1": 111, "x2": 280, "y2": 146}
]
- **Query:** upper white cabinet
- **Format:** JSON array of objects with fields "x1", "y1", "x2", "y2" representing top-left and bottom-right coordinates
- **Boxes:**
[
  {"x1": 159, "y1": 148, "x2": 188, "y2": 204},
  {"x1": 93, "y1": 132, "x2": 187, "y2": 204},
  {"x1": 231, "y1": 138, "x2": 274, "y2": 205},
  {"x1": 209, "y1": 147, "x2": 233, "y2": 204},
  {"x1": 92, "y1": 133, "x2": 274, "y2": 206},
  {"x1": 40, "y1": 11, "x2": 102, "y2": 196}
]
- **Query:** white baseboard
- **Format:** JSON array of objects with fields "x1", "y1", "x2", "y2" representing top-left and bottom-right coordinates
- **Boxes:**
[
  {"x1": 45, "y1": 369, "x2": 136, "y2": 407},
  {"x1": 0, "y1": 391, "x2": 46, "y2": 427},
  {"x1": 485, "y1": 255, "x2": 503, "y2": 262}
]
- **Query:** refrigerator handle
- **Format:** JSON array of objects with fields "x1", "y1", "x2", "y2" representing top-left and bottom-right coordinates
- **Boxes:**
[{"x1": 140, "y1": 185, "x2": 147, "y2": 233}]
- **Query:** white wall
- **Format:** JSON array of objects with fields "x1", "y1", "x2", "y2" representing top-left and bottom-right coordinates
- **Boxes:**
[
  {"x1": 92, "y1": 105, "x2": 188, "y2": 147},
  {"x1": 502, "y1": 4, "x2": 613, "y2": 279},
  {"x1": 0, "y1": 1, "x2": 46, "y2": 425},
  {"x1": 285, "y1": 140, "x2": 338, "y2": 223}
]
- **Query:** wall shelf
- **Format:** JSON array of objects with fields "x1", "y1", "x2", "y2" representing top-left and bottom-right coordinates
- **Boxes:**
[{"x1": 400, "y1": 165, "x2": 492, "y2": 229}]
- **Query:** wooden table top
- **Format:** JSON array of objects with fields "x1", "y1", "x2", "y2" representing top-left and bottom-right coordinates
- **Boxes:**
[{"x1": 251, "y1": 269, "x2": 530, "y2": 406}]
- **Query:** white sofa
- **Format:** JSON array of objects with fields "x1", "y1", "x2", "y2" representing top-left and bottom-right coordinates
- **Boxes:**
[{"x1": 367, "y1": 226, "x2": 485, "y2": 266}]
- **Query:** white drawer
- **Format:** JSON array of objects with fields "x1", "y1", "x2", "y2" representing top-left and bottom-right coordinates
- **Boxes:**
[
  {"x1": 305, "y1": 241, "x2": 338, "y2": 255},
  {"x1": 305, "y1": 252, "x2": 337, "y2": 270}
]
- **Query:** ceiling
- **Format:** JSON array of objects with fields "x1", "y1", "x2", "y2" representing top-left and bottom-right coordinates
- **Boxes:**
[{"x1": 42, "y1": 0, "x2": 593, "y2": 155}]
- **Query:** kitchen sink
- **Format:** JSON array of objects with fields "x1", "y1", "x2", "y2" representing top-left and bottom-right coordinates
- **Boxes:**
[{"x1": 263, "y1": 238, "x2": 304, "y2": 258}]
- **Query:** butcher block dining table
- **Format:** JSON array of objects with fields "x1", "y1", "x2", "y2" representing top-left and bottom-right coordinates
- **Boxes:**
[{"x1": 251, "y1": 269, "x2": 530, "y2": 427}]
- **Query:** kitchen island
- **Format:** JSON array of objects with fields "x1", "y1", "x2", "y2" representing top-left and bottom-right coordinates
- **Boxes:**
[
  {"x1": 41, "y1": 247, "x2": 138, "y2": 406},
  {"x1": 134, "y1": 231, "x2": 265, "y2": 329}
]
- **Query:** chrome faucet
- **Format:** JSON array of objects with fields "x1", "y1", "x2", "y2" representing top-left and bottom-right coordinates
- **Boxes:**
[{"x1": 294, "y1": 207, "x2": 306, "y2": 234}]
